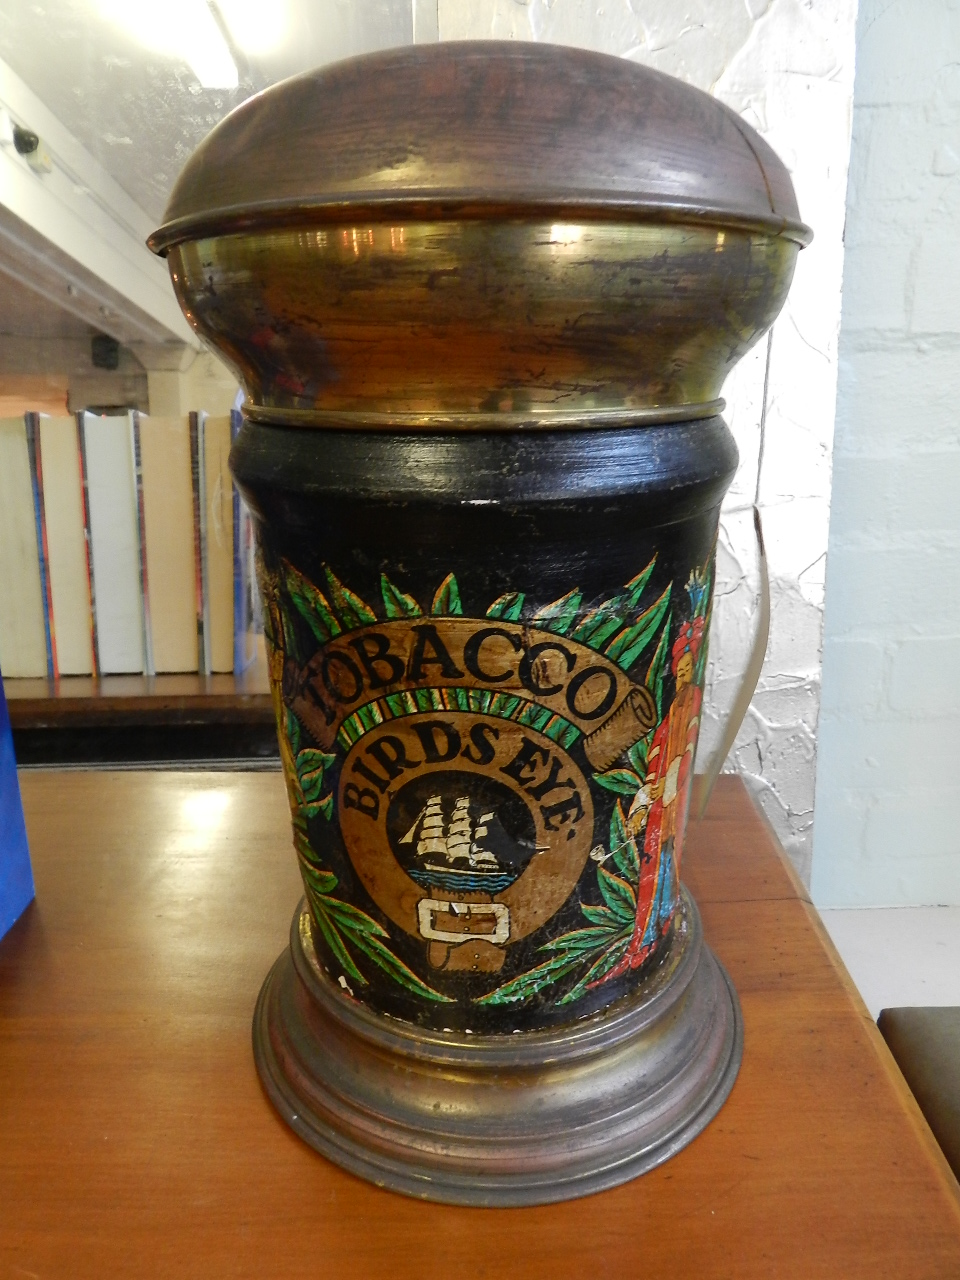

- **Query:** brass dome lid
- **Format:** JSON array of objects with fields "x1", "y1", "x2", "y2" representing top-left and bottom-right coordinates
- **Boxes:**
[
  {"x1": 148, "y1": 41, "x2": 810, "y2": 255},
  {"x1": 148, "y1": 43, "x2": 809, "y2": 429}
]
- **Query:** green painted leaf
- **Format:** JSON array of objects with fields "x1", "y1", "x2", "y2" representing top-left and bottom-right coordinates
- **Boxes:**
[
  {"x1": 570, "y1": 602, "x2": 622, "y2": 649},
  {"x1": 309, "y1": 901, "x2": 366, "y2": 984},
  {"x1": 381, "y1": 573, "x2": 422, "y2": 619},
  {"x1": 293, "y1": 823, "x2": 324, "y2": 869},
  {"x1": 605, "y1": 584, "x2": 672, "y2": 669},
  {"x1": 323, "y1": 896, "x2": 388, "y2": 938},
  {"x1": 627, "y1": 731, "x2": 653, "y2": 778},
  {"x1": 297, "y1": 748, "x2": 337, "y2": 802},
  {"x1": 348, "y1": 930, "x2": 454, "y2": 1002},
  {"x1": 488, "y1": 692, "x2": 520, "y2": 719},
  {"x1": 486, "y1": 591, "x2": 524, "y2": 621},
  {"x1": 645, "y1": 619, "x2": 672, "y2": 718},
  {"x1": 531, "y1": 589, "x2": 582, "y2": 636},
  {"x1": 597, "y1": 864, "x2": 637, "y2": 925},
  {"x1": 580, "y1": 902, "x2": 620, "y2": 927},
  {"x1": 593, "y1": 768, "x2": 642, "y2": 796},
  {"x1": 284, "y1": 559, "x2": 341, "y2": 642},
  {"x1": 540, "y1": 925, "x2": 623, "y2": 955},
  {"x1": 323, "y1": 565, "x2": 377, "y2": 630},
  {"x1": 286, "y1": 708, "x2": 301, "y2": 758},
  {"x1": 623, "y1": 556, "x2": 657, "y2": 608},
  {"x1": 560, "y1": 937, "x2": 631, "y2": 1004},
  {"x1": 475, "y1": 951, "x2": 587, "y2": 1006},
  {"x1": 612, "y1": 831, "x2": 641, "y2": 885},
  {"x1": 305, "y1": 877, "x2": 452, "y2": 1001},
  {"x1": 318, "y1": 794, "x2": 333, "y2": 821},
  {"x1": 431, "y1": 572, "x2": 463, "y2": 616},
  {"x1": 609, "y1": 800, "x2": 629, "y2": 864},
  {"x1": 300, "y1": 861, "x2": 338, "y2": 896}
]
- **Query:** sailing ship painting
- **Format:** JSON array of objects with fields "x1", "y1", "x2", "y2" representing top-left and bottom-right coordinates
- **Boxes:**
[{"x1": 400, "y1": 793, "x2": 527, "y2": 895}]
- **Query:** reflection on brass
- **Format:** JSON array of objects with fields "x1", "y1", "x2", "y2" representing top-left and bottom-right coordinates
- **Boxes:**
[
  {"x1": 166, "y1": 221, "x2": 797, "y2": 426},
  {"x1": 253, "y1": 890, "x2": 742, "y2": 1206}
]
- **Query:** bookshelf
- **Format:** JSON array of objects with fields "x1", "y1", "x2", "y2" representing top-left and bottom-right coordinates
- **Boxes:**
[
  {"x1": 1, "y1": 408, "x2": 268, "y2": 764},
  {"x1": 5, "y1": 639, "x2": 274, "y2": 768},
  {"x1": 5, "y1": 648, "x2": 270, "y2": 730}
]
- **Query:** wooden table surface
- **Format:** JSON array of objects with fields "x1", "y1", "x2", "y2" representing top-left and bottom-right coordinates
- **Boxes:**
[{"x1": 2, "y1": 772, "x2": 959, "y2": 1279}]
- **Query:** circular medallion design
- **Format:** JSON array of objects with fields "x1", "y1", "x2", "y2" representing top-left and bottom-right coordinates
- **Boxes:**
[{"x1": 338, "y1": 712, "x2": 595, "y2": 972}]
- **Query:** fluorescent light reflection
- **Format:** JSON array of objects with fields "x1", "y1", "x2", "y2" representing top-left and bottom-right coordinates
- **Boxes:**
[
  {"x1": 181, "y1": 788, "x2": 232, "y2": 835},
  {"x1": 549, "y1": 224, "x2": 585, "y2": 249},
  {"x1": 216, "y1": 0, "x2": 291, "y2": 55},
  {"x1": 96, "y1": 0, "x2": 238, "y2": 89}
]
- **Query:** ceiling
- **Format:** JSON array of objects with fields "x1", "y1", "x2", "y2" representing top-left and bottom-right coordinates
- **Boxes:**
[
  {"x1": 0, "y1": 270, "x2": 92, "y2": 339},
  {"x1": 0, "y1": 0, "x2": 414, "y2": 222},
  {"x1": 0, "y1": 0, "x2": 414, "y2": 342}
]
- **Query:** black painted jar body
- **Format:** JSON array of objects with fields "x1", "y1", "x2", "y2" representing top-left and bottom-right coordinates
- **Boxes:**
[{"x1": 233, "y1": 419, "x2": 736, "y2": 1033}]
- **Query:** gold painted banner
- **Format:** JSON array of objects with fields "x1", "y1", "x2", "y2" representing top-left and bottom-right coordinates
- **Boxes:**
[{"x1": 282, "y1": 617, "x2": 655, "y2": 765}]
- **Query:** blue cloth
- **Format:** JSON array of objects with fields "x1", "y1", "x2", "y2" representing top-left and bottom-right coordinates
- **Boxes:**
[{"x1": 0, "y1": 673, "x2": 34, "y2": 939}]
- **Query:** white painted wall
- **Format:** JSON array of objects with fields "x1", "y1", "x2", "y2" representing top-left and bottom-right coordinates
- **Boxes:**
[
  {"x1": 812, "y1": 0, "x2": 960, "y2": 908},
  {"x1": 439, "y1": 0, "x2": 859, "y2": 884}
]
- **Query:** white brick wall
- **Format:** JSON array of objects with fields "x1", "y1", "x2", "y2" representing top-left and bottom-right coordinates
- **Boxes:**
[
  {"x1": 438, "y1": 0, "x2": 859, "y2": 885},
  {"x1": 812, "y1": 0, "x2": 960, "y2": 907}
]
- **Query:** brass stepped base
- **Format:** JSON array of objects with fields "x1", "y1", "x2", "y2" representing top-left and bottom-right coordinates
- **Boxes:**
[{"x1": 253, "y1": 888, "x2": 742, "y2": 1206}]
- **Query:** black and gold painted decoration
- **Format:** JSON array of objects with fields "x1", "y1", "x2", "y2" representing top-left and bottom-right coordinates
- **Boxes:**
[{"x1": 256, "y1": 522, "x2": 713, "y2": 1032}]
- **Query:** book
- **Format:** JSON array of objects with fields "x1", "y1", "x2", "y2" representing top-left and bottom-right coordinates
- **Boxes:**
[
  {"x1": 24, "y1": 414, "x2": 55, "y2": 678},
  {"x1": 137, "y1": 414, "x2": 200, "y2": 673},
  {"x1": 76, "y1": 413, "x2": 100, "y2": 675},
  {"x1": 203, "y1": 414, "x2": 235, "y2": 673},
  {"x1": 37, "y1": 416, "x2": 95, "y2": 675},
  {"x1": 231, "y1": 409, "x2": 259, "y2": 674},
  {"x1": 0, "y1": 673, "x2": 33, "y2": 940},
  {"x1": 189, "y1": 412, "x2": 206, "y2": 673},
  {"x1": 130, "y1": 414, "x2": 153, "y2": 676},
  {"x1": 0, "y1": 417, "x2": 48, "y2": 678},
  {"x1": 82, "y1": 413, "x2": 146, "y2": 675}
]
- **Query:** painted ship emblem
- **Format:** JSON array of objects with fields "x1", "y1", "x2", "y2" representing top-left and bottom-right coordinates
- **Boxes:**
[{"x1": 400, "y1": 794, "x2": 525, "y2": 895}]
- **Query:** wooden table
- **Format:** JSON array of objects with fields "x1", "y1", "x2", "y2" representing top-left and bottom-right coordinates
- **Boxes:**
[{"x1": 2, "y1": 773, "x2": 959, "y2": 1278}]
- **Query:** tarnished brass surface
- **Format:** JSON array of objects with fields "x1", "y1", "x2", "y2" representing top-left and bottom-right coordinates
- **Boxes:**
[
  {"x1": 253, "y1": 888, "x2": 742, "y2": 1206},
  {"x1": 169, "y1": 220, "x2": 797, "y2": 424},
  {"x1": 148, "y1": 43, "x2": 810, "y2": 256}
]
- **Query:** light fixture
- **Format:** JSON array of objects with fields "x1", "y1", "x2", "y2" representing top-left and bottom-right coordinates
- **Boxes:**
[{"x1": 96, "y1": 0, "x2": 239, "y2": 90}]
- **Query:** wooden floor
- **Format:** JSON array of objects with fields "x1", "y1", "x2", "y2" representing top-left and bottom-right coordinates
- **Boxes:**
[{"x1": 1, "y1": 773, "x2": 959, "y2": 1278}]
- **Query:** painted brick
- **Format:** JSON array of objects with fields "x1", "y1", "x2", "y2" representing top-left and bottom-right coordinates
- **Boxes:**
[
  {"x1": 913, "y1": 233, "x2": 960, "y2": 333},
  {"x1": 829, "y1": 451, "x2": 960, "y2": 536},
  {"x1": 815, "y1": 848, "x2": 960, "y2": 907},
  {"x1": 810, "y1": 788, "x2": 870, "y2": 903},
  {"x1": 889, "y1": 636, "x2": 960, "y2": 714},
  {"x1": 852, "y1": 104, "x2": 934, "y2": 206},
  {"x1": 839, "y1": 239, "x2": 913, "y2": 333},
  {"x1": 863, "y1": 789, "x2": 960, "y2": 864},
  {"x1": 817, "y1": 715, "x2": 960, "y2": 790},
  {"x1": 822, "y1": 545, "x2": 960, "y2": 635},
  {"x1": 833, "y1": 346, "x2": 960, "y2": 454},
  {"x1": 853, "y1": 5, "x2": 960, "y2": 108},
  {"x1": 819, "y1": 637, "x2": 884, "y2": 712}
]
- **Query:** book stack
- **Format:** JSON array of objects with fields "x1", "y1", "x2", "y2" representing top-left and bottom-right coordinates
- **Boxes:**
[{"x1": 0, "y1": 410, "x2": 260, "y2": 679}]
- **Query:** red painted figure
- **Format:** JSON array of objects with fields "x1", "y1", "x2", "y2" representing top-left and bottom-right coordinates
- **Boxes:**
[{"x1": 605, "y1": 617, "x2": 705, "y2": 980}]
